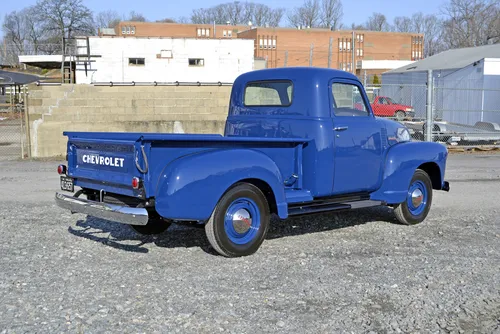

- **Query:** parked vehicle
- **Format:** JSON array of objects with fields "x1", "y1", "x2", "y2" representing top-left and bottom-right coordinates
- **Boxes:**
[
  {"x1": 55, "y1": 67, "x2": 450, "y2": 257},
  {"x1": 370, "y1": 96, "x2": 415, "y2": 120}
]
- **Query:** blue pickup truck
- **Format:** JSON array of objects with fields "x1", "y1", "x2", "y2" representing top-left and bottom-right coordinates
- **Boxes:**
[{"x1": 55, "y1": 67, "x2": 449, "y2": 257}]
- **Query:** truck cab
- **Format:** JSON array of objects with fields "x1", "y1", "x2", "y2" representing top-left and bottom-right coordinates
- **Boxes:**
[{"x1": 55, "y1": 67, "x2": 449, "y2": 257}]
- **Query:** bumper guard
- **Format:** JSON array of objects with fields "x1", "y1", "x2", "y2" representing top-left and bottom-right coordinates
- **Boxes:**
[{"x1": 55, "y1": 192, "x2": 149, "y2": 225}]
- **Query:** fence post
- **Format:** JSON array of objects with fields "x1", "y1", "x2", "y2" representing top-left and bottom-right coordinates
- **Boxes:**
[
  {"x1": 23, "y1": 85, "x2": 31, "y2": 158},
  {"x1": 309, "y1": 43, "x2": 314, "y2": 66},
  {"x1": 425, "y1": 69, "x2": 434, "y2": 142},
  {"x1": 284, "y1": 51, "x2": 288, "y2": 67},
  {"x1": 20, "y1": 87, "x2": 24, "y2": 159},
  {"x1": 328, "y1": 37, "x2": 332, "y2": 68}
]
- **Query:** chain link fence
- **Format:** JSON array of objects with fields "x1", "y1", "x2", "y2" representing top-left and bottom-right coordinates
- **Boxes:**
[
  {"x1": 365, "y1": 77, "x2": 500, "y2": 147},
  {"x1": 0, "y1": 86, "x2": 28, "y2": 160}
]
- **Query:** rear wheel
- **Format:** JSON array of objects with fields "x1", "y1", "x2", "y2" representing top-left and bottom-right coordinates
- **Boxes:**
[
  {"x1": 393, "y1": 169, "x2": 433, "y2": 225},
  {"x1": 205, "y1": 183, "x2": 270, "y2": 257}
]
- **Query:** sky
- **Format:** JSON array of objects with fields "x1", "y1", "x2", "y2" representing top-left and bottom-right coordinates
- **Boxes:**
[{"x1": 1, "y1": 0, "x2": 450, "y2": 26}]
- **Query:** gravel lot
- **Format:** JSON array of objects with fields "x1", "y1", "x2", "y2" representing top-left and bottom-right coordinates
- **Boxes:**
[{"x1": 0, "y1": 154, "x2": 499, "y2": 333}]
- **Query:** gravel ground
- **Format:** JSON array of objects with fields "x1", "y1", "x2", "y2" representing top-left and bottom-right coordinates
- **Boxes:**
[{"x1": 0, "y1": 154, "x2": 499, "y2": 333}]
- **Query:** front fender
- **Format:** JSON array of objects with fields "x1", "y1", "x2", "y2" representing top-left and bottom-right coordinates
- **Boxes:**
[
  {"x1": 155, "y1": 148, "x2": 288, "y2": 221},
  {"x1": 370, "y1": 141, "x2": 448, "y2": 204}
]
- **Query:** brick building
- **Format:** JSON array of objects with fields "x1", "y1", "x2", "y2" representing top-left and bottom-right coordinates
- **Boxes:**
[
  {"x1": 104, "y1": 21, "x2": 249, "y2": 39},
  {"x1": 100, "y1": 22, "x2": 424, "y2": 79},
  {"x1": 237, "y1": 27, "x2": 424, "y2": 76}
]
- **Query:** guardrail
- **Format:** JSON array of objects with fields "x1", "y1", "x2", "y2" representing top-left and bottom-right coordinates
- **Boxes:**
[{"x1": 35, "y1": 81, "x2": 234, "y2": 87}]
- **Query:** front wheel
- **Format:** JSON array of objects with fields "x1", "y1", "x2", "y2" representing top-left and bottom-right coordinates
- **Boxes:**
[
  {"x1": 395, "y1": 110, "x2": 406, "y2": 121},
  {"x1": 205, "y1": 183, "x2": 270, "y2": 257},
  {"x1": 393, "y1": 169, "x2": 433, "y2": 225}
]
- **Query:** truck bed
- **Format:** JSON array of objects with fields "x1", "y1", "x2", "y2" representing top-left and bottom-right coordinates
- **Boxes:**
[
  {"x1": 64, "y1": 131, "x2": 310, "y2": 202},
  {"x1": 63, "y1": 131, "x2": 310, "y2": 144}
]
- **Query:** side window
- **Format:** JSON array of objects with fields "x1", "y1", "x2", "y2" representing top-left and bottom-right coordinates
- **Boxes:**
[
  {"x1": 332, "y1": 82, "x2": 369, "y2": 116},
  {"x1": 244, "y1": 81, "x2": 293, "y2": 107}
]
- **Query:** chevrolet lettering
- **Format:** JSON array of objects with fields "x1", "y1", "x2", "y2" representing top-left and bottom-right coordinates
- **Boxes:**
[
  {"x1": 55, "y1": 67, "x2": 450, "y2": 258},
  {"x1": 82, "y1": 154, "x2": 125, "y2": 168}
]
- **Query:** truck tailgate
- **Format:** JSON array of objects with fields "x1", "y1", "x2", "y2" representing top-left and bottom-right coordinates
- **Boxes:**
[{"x1": 66, "y1": 137, "x2": 143, "y2": 197}]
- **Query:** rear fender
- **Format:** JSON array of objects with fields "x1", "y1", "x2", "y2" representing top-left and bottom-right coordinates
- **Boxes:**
[
  {"x1": 155, "y1": 148, "x2": 288, "y2": 221},
  {"x1": 370, "y1": 141, "x2": 448, "y2": 204}
]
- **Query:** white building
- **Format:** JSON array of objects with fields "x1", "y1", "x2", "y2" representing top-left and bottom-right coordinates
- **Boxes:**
[
  {"x1": 77, "y1": 36, "x2": 255, "y2": 84},
  {"x1": 20, "y1": 36, "x2": 255, "y2": 84}
]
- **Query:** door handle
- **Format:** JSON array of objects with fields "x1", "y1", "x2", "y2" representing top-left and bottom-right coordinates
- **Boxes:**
[{"x1": 333, "y1": 126, "x2": 348, "y2": 131}]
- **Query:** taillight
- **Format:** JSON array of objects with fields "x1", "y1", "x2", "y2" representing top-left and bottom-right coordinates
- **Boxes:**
[
  {"x1": 57, "y1": 164, "x2": 67, "y2": 175},
  {"x1": 132, "y1": 177, "x2": 140, "y2": 189}
]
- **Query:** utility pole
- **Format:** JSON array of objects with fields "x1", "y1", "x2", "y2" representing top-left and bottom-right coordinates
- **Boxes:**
[
  {"x1": 328, "y1": 37, "x2": 332, "y2": 68},
  {"x1": 352, "y1": 30, "x2": 355, "y2": 74},
  {"x1": 284, "y1": 51, "x2": 288, "y2": 67},
  {"x1": 309, "y1": 43, "x2": 314, "y2": 66}
]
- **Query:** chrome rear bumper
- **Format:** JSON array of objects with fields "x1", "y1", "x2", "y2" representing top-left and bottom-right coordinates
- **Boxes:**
[{"x1": 55, "y1": 192, "x2": 149, "y2": 225}]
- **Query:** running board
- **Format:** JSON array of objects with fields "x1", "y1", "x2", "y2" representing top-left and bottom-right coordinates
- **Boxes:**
[{"x1": 288, "y1": 200, "x2": 383, "y2": 217}]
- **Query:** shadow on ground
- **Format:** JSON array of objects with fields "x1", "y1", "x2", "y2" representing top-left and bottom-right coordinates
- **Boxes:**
[{"x1": 67, "y1": 206, "x2": 397, "y2": 256}]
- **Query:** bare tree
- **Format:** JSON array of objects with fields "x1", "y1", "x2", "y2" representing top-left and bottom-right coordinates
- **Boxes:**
[
  {"x1": 389, "y1": 12, "x2": 445, "y2": 57},
  {"x1": 422, "y1": 14, "x2": 445, "y2": 56},
  {"x1": 190, "y1": 1, "x2": 284, "y2": 27},
  {"x1": 350, "y1": 23, "x2": 366, "y2": 30},
  {"x1": 176, "y1": 17, "x2": 191, "y2": 24},
  {"x1": 269, "y1": 8, "x2": 285, "y2": 27},
  {"x1": 364, "y1": 12, "x2": 391, "y2": 31},
  {"x1": 393, "y1": 16, "x2": 413, "y2": 32},
  {"x1": 2, "y1": 10, "x2": 28, "y2": 55},
  {"x1": 127, "y1": 11, "x2": 147, "y2": 22},
  {"x1": 25, "y1": 7, "x2": 46, "y2": 54},
  {"x1": 250, "y1": 3, "x2": 269, "y2": 26},
  {"x1": 156, "y1": 18, "x2": 177, "y2": 23},
  {"x1": 320, "y1": 0, "x2": 343, "y2": 29},
  {"x1": 94, "y1": 10, "x2": 121, "y2": 30},
  {"x1": 225, "y1": 1, "x2": 246, "y2": 25},
  {"x1": 35, "y1": 0, "x2": 94, "y2": 42},
  {"x1": 2, "y1": 6, "x2": 48, "y2": 63},
  {"x1": 287, "y1": 0, "x2": 321, "y2": 28},
  {"x1": 440, "y1": 0, "x2": 500, "y2": 48}
]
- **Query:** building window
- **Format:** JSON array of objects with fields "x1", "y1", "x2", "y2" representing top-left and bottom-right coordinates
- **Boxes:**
[
  {"x1": 129, "y1": 58, "x2": 145, "y2": 65},
  {"x1": 228, "y1": 30, "x2": 232, "y2": 37},
  {"x1": 122, "y1": 26, "x2": 135, "y2": 35},
  {"x1": 197, "y1": 28, "x2": 210, "y2": 37},
  {"x1": 189, "y1": 58, "x2": 204, "y2": 66}
]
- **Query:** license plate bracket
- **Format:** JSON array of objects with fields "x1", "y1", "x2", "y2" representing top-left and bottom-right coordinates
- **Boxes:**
[{"x1": 60, "y1": 175, "x2": 74, "y2": 192}]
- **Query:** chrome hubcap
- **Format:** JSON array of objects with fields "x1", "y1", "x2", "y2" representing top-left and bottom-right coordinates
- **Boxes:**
[
  {"x1": 232, "y1": 208, "x2": 252, "y2": 234},
  {"x1": 411, "y1": 189, "x2": 424, "y2": 207}
]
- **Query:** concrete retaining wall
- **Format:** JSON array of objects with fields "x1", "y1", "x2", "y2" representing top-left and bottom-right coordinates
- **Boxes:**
[{"x1": 27, "y1": 84, "x2": 232, "y2": 157}]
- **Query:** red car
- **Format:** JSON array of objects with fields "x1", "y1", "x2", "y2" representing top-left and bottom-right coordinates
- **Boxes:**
[{"x1": 370, "y1": 96, "x2": 415, "y2": 120}]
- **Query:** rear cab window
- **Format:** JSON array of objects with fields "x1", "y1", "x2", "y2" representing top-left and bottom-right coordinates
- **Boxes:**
[
  {"x1": 331, "y1": 82, "x2": 370, "y2": 117},
  {"x1": 244, "y1": 80, "x2": 293, "y2": 107}
]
